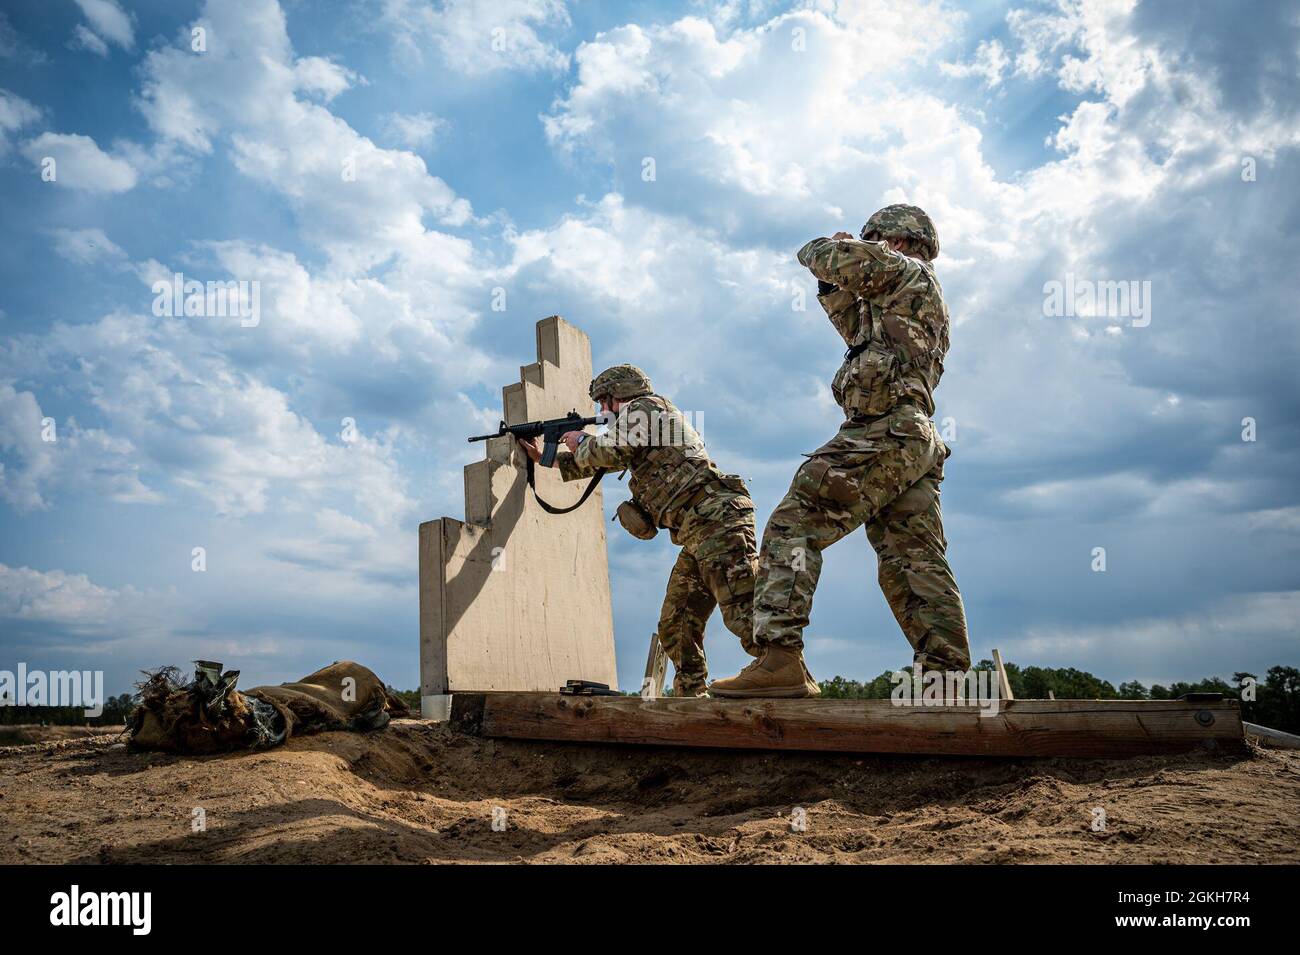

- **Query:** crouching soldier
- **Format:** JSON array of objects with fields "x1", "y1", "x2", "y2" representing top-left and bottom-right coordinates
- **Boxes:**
[{"x1": 518, "y1": 364, "x2": 759, "y2": 697}]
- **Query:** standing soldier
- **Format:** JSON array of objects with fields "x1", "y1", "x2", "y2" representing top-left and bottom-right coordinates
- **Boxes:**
[
  {"x1": 711, "y1": 204, "x2": 971, "y2": 698},
  {"x1": 518, "y1": 364, "x2": 761, "y2": 697}
]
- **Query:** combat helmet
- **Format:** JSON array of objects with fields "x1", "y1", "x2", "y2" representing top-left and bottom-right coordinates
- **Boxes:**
[
  {"x1": 589, "y1": 364, "x2": 652, "y2": 401},
  {"x1": 860, "y1": 203, "x2": 939, "y2": 261}
]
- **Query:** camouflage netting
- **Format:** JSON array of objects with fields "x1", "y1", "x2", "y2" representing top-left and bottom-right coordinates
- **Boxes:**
[{"x1": 128, "y1": 660, "x2": 409, "y2": 755}]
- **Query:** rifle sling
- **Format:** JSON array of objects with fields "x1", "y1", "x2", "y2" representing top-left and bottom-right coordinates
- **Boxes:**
[{"x1": 526, "y1": 457, "x2": 607, "y2": 515}]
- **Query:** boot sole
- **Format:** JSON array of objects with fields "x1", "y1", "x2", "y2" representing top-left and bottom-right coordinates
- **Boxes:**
[{"x1": 708, "y1": 684, "x2": 816, "y2": 699}]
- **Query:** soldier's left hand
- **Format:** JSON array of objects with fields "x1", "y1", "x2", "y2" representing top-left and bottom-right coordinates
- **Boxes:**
[
  {"x1": 516, "y1": 435, "x2": 543, "y2": 463},
  {"x1": 561, "y1": 430, "x2": 585, "y2": 454}
]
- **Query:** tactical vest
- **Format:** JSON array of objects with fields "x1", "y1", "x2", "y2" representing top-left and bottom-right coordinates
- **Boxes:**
[
  {"x1": 624, "y1": 395, "x2": 720, "y2": 527},
  {"x1": 833, "y1": 284, "x2": 945, "y2": 418}
]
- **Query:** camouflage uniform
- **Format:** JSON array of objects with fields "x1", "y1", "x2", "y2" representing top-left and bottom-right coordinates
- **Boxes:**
[
  {"x1": 557, "y1": 372, "x2": 758, "y2": 695},
  {"x1": 753, "y1": 205, "x2": 971, "y2": 672}
]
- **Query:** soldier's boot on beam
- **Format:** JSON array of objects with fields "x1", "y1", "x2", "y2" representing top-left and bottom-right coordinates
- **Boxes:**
[{"x1": 707, "y1": 645, "x2": 820, "y2": 699}]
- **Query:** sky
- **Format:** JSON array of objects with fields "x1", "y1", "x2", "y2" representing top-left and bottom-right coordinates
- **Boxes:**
[{"x1": 0, "y1": 0, "x2": 1297, "y2": 698}]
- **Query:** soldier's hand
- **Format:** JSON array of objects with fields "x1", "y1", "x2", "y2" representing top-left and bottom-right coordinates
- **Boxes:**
[
  {"x1": 561, "y1": 430, "x2": 585, "y2": 454},
  {"x1": 516, "y1": 436, "x2": 542, "y2": 463},
  {"x1": 831, "y1": 231, "x2": 855, "y2": 240}
]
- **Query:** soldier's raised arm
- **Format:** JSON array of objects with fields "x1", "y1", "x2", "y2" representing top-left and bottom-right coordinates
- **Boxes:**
[
  {"x1": 797, "y1": 235, "x2": 921, "y2": 299},
  {"x1": 813, "y1": 278, "x2": 860, "y2": 347}
]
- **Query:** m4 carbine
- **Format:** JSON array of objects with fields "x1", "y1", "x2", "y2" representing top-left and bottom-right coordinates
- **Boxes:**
[
  {"x1": 468, "y1": 409, "x2": 602, "y2": 466},
  {"x1": 467, "y1": 409, "x2": 608, "y2": 514}
]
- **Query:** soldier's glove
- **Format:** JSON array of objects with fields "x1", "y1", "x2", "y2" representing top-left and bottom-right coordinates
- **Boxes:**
[{"x1": 817, "y1": 280, "x2": 838, "y2": 296}]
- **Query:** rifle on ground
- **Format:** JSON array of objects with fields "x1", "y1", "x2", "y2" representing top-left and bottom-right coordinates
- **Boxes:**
[{"x1": 468, "y1": 410, "x2": 608, "y2": 514}]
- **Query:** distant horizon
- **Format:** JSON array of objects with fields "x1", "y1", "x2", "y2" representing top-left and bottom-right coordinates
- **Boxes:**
[{"x1": 3, "y1": 656, "x2": 1286, "y2": 705}]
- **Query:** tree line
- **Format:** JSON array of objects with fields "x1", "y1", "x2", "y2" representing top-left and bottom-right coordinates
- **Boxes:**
[{"x1": 818, "y1": 661, "x2": 1300, "y2": 734}]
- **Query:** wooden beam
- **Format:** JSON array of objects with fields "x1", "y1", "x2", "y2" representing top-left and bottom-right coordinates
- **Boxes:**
[
  {"x1": 450, "y1": 693, "x2": 1246, "y2": 758},
  {"x1": 1244, "y1": 721, "x2": 1300, "y2": 750}
]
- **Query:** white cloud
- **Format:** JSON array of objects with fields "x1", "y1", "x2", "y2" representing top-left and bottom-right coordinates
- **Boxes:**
[
  {"x1": 382, "y1": 111, "x2": 448, "y2": 150},
  {"x1": 0, "y1": 382, "x2": 157, "y2": 512},
  {"x1": 0, "y1": 87, "x2": 40, "y2": 155},
  {"x1": 71, "y1": 0, "x2": 134, "y2": 52},
  {"x1": 1013, "y1": 591, "x2": 1300, "y2": 678},
  {"x1": 542, "y1": 7, "x2": 997, "y2": 240},
  {"x1": 19, "y1": 132, "x2": 137, "y2": 191},
  {"x1": 940, "y1": 38, "x2": 1009, "y2": 87},
  {"x1": 0, "y1": 2, "x2": 515, "y2": 611},
  {"x1": 138, "y1": 0, "x2": 471, "y2": 271},
  {"x1": 0, "y1": 562, "x2": 213, "y2": 670},
  {"x1": 0, "y1": 563, "x2": 123, "y2": 628},
  {"x1": 294, "y1": 56, "x2": 359, "y2": 101},
  {"x1": 50, "y1": 227, "x2": 127, "y2": 265},
  {"x1": 70, "y1": 23, "x2": 109, "y2": 57},
  {"x1": 380, "y1": 0, "x2": 571, "y2": 74},
  {"x1": 27, "y1": 310, "x2": 413, "y2": 522}
]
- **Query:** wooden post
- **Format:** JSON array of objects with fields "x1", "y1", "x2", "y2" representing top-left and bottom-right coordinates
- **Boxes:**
[
  {"x1": 992, "y1": 648, "x2": 1014, "y2": 701},
  {"x1": 642, "y1": 633, "x2": 667, "y2": 699}
]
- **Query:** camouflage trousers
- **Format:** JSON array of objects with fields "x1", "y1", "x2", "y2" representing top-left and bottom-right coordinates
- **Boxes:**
[
  {"x1": 657, "y1": 497, "x2": 759, "y2": 695},
  {"x1": 752, "y1": 408, "x2": 971, "y2": 671}
]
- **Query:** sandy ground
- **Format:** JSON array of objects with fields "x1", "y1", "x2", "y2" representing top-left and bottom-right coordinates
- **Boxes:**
[
  {"x1": 2, "y1": 719, "x2": 1297, "y2": 864},
  {"x1": 0, "y1": 724, "x2": 123, "y2": 746}
]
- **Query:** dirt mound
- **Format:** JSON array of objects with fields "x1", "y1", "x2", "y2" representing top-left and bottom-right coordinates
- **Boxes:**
[{"x1": 2, "y1": 720, "x2": 1297, "y2": 864}]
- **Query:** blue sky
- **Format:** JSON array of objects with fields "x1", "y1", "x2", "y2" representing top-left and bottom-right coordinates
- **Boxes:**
[{"x1": 1, "y1": 0, "x2": 1297, "y2": 697}]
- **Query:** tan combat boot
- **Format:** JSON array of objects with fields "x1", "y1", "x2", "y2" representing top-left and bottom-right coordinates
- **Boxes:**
[{"x1": 708, "y1": 646, "x2": 821, "y2": 699}]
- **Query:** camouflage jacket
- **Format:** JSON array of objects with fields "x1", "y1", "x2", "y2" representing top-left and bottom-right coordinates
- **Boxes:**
[
  {"x1": 557, "y1": 394, "x2": 751, "y2": 540},
  {"x1": 798, "y1": 237, "x2": 950, "y2": 419}
]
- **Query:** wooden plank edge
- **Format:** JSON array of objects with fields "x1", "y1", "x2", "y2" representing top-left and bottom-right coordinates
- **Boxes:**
[{"x1": 450, "y1": 692, "x2": 1247, "y2": 759}]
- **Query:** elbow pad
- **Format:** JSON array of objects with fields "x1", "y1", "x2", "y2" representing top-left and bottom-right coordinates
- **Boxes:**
[{"x1": 817, "y1": 280, "x2": 838, "y2": 296}]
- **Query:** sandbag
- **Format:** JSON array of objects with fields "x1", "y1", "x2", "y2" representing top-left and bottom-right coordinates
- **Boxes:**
[
  {"x1": 249, "y1": 660, "x2": 410, "y2": 736},
  {"x1": 128, "y1": 660, "x2": 408, "y2": 755}
]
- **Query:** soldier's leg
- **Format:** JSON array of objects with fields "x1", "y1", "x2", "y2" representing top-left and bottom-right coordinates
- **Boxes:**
[
  {"x1": 692, "y1": 517, "x2": 760, "y2": 657},
  {"x1": 866, "y1": 469, "x2": 970, "y2": 671},
  {"x1": 713, "y1": 434, "x2": 940, "y2": 698},
  {"x1": 657, "y1": 548, "x2": 717, "y2": 696},
  {"x1": 707, "y1": 472, "x2": 859, "y2": 698},
  {"x1": 751, "y1": 458, "x2": 869, "y2": 651}
]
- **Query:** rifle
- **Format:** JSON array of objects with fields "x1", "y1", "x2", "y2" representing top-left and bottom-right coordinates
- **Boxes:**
[{"x1": 468, "y1": 410, "x2": 609, "y2": 515}]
